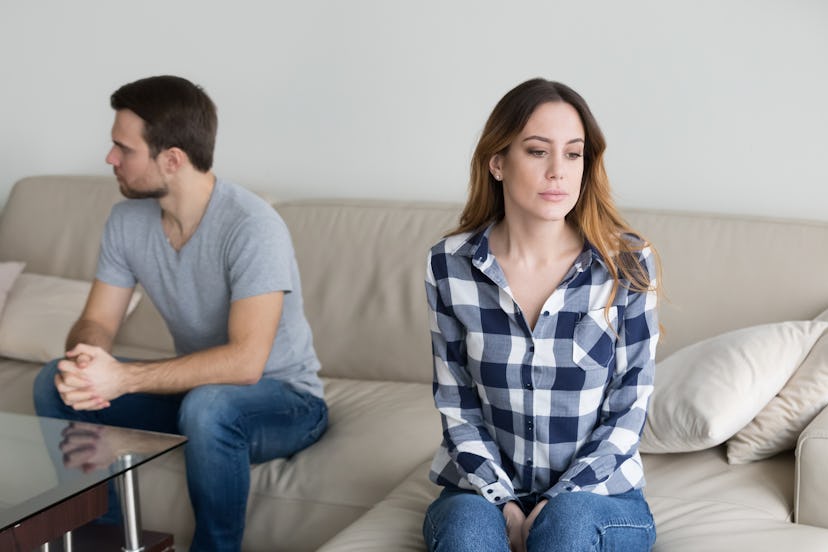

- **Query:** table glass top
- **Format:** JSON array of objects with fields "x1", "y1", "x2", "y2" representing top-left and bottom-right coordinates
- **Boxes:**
[{"x1": 0, "y1": 411, "x2": 186, "y2": 531}]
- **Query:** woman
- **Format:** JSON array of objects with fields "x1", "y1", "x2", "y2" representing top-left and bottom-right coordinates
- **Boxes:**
[{"x1": 423, "y1": 79, "x2": 660, "y2": 552}]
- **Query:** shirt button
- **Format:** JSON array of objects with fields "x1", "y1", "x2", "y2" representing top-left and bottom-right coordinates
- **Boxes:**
[
  {"x1": 543, "y1": 311, "x2": 550, "y2": 317},
  {"x1": 529, "y1": 345, "x2": 535, "y2": 353},
  {"x1": 486, "y1": 489, "x2": 493, "y2": 494},
  {"x1": 494, "y1": 496, "x2": 501, "y2": 501},
  {"x1": 525, "y1": 383, "x2": 533, "y2": 390},
  {"x1": 527, "y1": 459, "x2": 533, "y2": 466}
]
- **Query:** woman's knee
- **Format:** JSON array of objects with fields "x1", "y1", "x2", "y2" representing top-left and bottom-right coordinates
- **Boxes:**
[
  {"x1": 529, "y1": 490, "x2": 655, "y2": 551},
  {"x1": 424, "y1": 491, "x2": 509, "y2": 552}
]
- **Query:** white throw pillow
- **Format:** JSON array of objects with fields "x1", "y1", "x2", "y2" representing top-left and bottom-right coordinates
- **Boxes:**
[
  {"x1": 0, "y1": 262, "x2": 25, "y2": 314},
  {"x1": 0, "y1": 273, "x2": 142, "y2": 363},
  {"x1": 727, "y1": 324, "x2": 828, "y2": 464},
  {"x1": 640, "y1": 321, "x2": 828, "y2": 454}
]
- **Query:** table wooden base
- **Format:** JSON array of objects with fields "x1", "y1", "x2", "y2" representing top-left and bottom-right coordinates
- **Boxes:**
[
  {"x1": 0, "y1": 481, "x2": 173, "y2": 552},
  {"x1": 47, "y1": 523, "x2": 174, "y2": 552},
  {"x1": 0, "y1": 484, "x2": 107, "y2": 551}
]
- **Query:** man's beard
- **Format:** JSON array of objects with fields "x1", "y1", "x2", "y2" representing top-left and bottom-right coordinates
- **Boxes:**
[{"x1": 118, "y1": 179, "x2": 169, "y2": 200}]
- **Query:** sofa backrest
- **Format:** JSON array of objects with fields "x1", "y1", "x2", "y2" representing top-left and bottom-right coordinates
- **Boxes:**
[
  {"x1": 1, "y1": 175, "x2": 827, "y2": 384},
  {"x1": 0, "y1": 175, "x2": 174, "y2": 353},
  {"x1": 275, "y1": 200, "x2": 458, "y2": 382},
  {"x1": 0, "y1": 175, "x2": 121, "y2": 281},
  {"x1": 624, "y1": 209, "x2": 828, "y2": 358},
  {"x1": 280, "y1": 201, "x2": 828, "y2": 382}
]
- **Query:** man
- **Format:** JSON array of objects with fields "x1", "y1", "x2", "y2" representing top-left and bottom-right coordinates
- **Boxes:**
[{"x1": 33, "y1": 75, "x2": 328, "y2": 551}]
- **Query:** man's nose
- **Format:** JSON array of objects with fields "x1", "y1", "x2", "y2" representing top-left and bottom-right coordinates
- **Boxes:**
[{"x1": 105, "y1": 147, "x2": 118, "y2": 166}]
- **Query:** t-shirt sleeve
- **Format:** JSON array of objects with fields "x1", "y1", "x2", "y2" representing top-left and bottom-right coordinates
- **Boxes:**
[
  {"x1": 226, "y1": 214, "x2": 294, "y2": 302},
  {"x1": 96, "y1": 206, "x2": 138, "y2": 289}
]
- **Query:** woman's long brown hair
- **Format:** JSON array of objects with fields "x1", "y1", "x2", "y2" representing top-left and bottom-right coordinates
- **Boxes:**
[{"x1": 451, "y1": 78, "x2": 660, "y2": 309}]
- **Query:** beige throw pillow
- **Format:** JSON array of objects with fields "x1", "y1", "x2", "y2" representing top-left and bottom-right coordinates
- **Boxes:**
[
  {"x1": 0, "y1": 262, "x2": 25, "y2": 314},
  {"x1": 641, "y1": 321, "x2": 828, "y2": 454},
  {"x1": 0, "y1": 273, "x2": 142, "y2": 363},
  {"x1": 727, "y1": 325, "x2": 828, "y2": 464}
]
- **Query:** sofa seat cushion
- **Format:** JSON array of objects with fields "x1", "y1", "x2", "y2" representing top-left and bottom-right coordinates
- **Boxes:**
[
  {"x1": 644, "y1": 447, "x2": 795, "y2": 524},
  {"x1": 318, "y1": 460, "x2": 438, "y2": 552},
  {"x1": 320, "y1": 448, "x2": 820, "y2": 552},
  {"x1": 649, "y1": 518, "x2": 828, "y2": 551},
  {"x1": 138, "y1": 376, "x2": 442, "y2": 552},
  {"x1": 641, "y1": 446, "x2": 828, "y2": 550}
]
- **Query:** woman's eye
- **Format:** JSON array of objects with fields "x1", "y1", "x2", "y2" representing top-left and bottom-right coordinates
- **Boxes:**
[
  {"x1": 566, "y1": 152, "x2": 584, "y2": 160},
  {"x1": 529, "y1": 149, "x2": 547, "y2": 157}
]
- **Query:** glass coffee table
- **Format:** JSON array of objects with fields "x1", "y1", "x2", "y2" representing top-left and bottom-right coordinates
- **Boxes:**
[{"x1": 0, "y1": 412, "x2": 186, "y2": 551}]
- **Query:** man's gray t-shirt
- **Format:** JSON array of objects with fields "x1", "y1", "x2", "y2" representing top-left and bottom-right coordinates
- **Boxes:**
[{"x1": 96, "y1": 178, "x2": 323, "y2": 398}]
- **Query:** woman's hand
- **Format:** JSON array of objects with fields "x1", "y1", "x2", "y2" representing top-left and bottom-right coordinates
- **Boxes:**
[
  {"x1": 521, "y1": 499, "x2": 548, "y2": 547},
  {"x1": 502, "y1": 501, "x2": 527, "y2": 552}
]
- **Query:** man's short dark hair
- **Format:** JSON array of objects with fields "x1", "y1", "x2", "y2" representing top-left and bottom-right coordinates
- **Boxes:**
[{"x1": 110, "y1": 75, "x2": 217, "y2": 172}]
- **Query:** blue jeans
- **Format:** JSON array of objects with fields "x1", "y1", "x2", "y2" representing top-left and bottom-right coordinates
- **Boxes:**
[
  {"x1": 423, "y1": 488, "x2": 656, "y2": 552},
  {"x1": 33, "y1": 359, "x2": 328, "y2": 552}
]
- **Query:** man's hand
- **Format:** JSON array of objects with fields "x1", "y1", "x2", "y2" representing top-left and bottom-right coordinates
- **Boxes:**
[
  {"x1": 502, "y1": 501, "x2": 527, "y2": 552},
  {"x1": 56, "y1": 344, "x2": 127, "y2": 410},
  {"x1": 521, "y1": 499, "x2": 548, "y2": 548}
]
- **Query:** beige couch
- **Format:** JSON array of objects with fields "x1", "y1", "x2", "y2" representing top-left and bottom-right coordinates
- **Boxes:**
[{"x1": 0, "y1": 175, "x2": 827, "y2": 551}]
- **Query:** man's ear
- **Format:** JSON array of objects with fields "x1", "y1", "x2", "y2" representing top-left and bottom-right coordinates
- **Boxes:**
[{"x1": 159, "y1": 147, "x2": 188, "y2": 174}]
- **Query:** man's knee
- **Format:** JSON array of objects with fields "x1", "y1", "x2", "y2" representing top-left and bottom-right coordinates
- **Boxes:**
[{"x1": 177, "y1": 384, "x2": 239, "y2": 436}]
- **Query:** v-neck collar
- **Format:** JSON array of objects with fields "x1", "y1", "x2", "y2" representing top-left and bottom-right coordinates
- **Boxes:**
[{"x1": 158, "y1": 179, "x2": 221, "y2": 256}]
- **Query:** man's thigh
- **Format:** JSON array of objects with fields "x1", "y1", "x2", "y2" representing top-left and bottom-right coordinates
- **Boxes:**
[{"x1": 179, "y1": 378, "x2": 328, "y2": 462}]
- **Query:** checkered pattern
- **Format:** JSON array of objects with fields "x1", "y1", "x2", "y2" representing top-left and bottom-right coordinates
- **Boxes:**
[{"x1": 426, "y1": 224, "x2": 658, "y2": 505}]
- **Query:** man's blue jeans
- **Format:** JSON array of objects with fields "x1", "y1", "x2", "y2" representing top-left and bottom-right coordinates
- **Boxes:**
[
  {"x1": 33, "y1": 359, "x2": 328, "y2": 552},
  {"x1": 423, "y1": 487, "x2": 656, "y2": 552}
]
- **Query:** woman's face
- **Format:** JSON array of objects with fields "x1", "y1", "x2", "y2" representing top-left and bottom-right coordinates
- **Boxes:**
[{"x1": 489, "y1": 101, "x2": 585, "y2": 226}]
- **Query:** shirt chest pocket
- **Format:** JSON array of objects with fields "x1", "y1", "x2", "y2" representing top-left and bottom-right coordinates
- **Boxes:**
[{"x1": 572, "y1": 307, "x2": 619, "y2": 371}]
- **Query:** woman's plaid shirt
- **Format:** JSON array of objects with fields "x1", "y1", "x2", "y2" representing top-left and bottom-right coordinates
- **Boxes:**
[{"x1": 425, "y1": 224, "x2": 658, "y2": 505}]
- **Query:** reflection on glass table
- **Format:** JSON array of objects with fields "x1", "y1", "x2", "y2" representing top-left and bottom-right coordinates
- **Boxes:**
[{"x1": 0, "y1": 412, "x2": 186, "y2": 551}]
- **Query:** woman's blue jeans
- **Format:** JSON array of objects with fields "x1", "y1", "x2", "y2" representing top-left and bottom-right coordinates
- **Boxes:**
[
  {"x1": 423, "y1": 487, "x2": 656, "y2": 552},
  {"x1": 33, "y1": 358, "x2": 328, "y2": 552}
]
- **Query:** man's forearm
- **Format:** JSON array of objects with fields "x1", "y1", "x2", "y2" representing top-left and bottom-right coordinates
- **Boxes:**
[
  {"x1": 116, "y1": 341, "x2": 267, "y2": 395},
  {"x1": 65, "y1": 318, "x2": 117, "y2": 353}
]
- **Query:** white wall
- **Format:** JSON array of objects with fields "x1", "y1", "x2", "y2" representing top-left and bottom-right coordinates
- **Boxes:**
[{"x1": 1, "y1": 1, "x2": 826, "y2": 219}]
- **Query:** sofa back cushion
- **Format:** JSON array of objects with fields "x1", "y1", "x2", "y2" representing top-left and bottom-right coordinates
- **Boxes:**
[
  {"x1": 276, "y1": 199, "x2": 459, "y2": 383},
  {"x1": 0, "y1": 175, "x2": 120, "y2": 281},
  {"x1": 0, "y1": 175, "x2": 174, "y2": 354},
  {"x1": 623, "y1": 209, "x2": 828, "y2": 358}
]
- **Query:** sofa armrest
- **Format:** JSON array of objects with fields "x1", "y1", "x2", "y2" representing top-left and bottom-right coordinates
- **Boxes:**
[{"x1": 795, "y1": 405, "x2": 828, "y2": 528}]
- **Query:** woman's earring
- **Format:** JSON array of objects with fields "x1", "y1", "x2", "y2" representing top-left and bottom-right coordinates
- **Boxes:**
[{"x1": 494, "y1": 174, "x2": 502, "y2": 181}]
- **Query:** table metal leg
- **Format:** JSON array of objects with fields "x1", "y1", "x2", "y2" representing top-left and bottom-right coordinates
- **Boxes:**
[
  {"x1": 63, "y1": 530, "x2": 73, "y2": 552},
  {"x1": 116, "y1": 454, "x2": 145, "y2": 552}
]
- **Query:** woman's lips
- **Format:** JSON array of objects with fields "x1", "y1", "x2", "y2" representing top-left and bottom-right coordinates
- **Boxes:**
[{"x1": 539, "y1": 190, "x2": 568, "y2": 201}]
